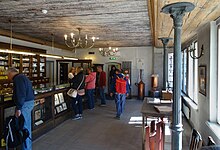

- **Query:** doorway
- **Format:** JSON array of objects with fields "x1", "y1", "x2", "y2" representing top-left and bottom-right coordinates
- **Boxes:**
[{"x1": 46, "y1": 61, "x2": 54, "y2": 86}]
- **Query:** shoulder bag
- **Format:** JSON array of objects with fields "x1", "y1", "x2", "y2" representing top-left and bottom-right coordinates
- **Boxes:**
[{"x1": 67, "y1": 75, "x2": 84, "y2": 98}]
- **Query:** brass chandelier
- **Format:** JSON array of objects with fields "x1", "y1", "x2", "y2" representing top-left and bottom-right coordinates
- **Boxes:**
[{"x1": 64, "y1": 28, "x2": 99, "y2": 50}]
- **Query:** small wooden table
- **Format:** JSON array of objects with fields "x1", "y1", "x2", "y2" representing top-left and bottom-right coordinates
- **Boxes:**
[{"x1": 141, "y1": 98, "x2": 172, "y2": 150}]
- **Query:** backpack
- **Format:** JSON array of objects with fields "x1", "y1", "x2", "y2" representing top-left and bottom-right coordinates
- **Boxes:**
[
  {"x1": 115, "y1": 76, "x2": 127, "y2": 94},
  {"x1": 3, "y1": 114, "x2": 30, "y2": 149}
]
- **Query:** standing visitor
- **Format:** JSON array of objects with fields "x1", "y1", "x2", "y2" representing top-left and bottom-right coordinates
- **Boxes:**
[
  {"x1": 97, "y1": 66, "x2": 106, "y2": 106},
  {"x1": 109, "y1": 65, "x2": 116, "y2": 98},
  {"x1": 68, "y1": 67, "x2": 75, "y2": 79},
  {"x1": 70, "y1": 66, "x2": 85, "y2": 120},
  {"x1": 85, "y1": 68, "x2": 96, "y2": 109},
  {"x1": 124, "y1": 69, "x2": 131, "y2": 98},
  {"x1": 110, "y1": 69, "x2": 129, "y2": 119},
  {"x1": 68, "y1": 67, "x2": 75, "y2": 87},
  {"x1": 7, "y1": 67, "x2": 35, "y2": 150}
]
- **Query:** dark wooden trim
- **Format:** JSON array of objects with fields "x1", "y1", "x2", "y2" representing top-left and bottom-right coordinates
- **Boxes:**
[
  {"x1": 0, "y1": 42, "x2": 46, "y2": 54},
  {"x1": 0, "y1": 29, "x2": 69, "y2": 51}
]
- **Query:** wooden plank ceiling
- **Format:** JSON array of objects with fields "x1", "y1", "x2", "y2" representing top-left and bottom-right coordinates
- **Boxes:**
[
  {"x1": 0, "y1": 0, "x2": 152, "y2": 50},
  {"x1": 149, "y1": 0, "x2": 220, "y2": 48},
  {"x1": 0, "y1": 0, "x2": 220, "y2": 50}
]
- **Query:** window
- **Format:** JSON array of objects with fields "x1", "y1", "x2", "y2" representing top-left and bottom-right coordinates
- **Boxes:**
[
  {"x1": 182, "y1": 49, "x2": 187, "y2": 93},
  {"x1": 188, "y1": 42, "x2": 199, "y2": 103},
  {"x1": 167, "y1": 53, "x2": 173, "y2": 90},
  {"x1": 181, "y1": 42, "x2": 198, "y2": 104},
  {"x1": 217, "y1": 27, "x2": 220, "y2": 124}
]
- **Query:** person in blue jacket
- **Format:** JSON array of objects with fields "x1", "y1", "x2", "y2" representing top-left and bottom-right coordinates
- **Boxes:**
[
  {"x1": 110, "y1": 69, "x2": 130, "y2": 119},
  {"x1": 7, "y1": 67, "x2": 35, "y2": 150}
]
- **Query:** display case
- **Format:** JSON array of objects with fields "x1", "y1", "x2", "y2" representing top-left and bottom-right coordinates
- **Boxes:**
[
  {"x1": 33, "y1": 96, "x2": 53, "y2": 129},
  {"x1": 39, "y1": 57, "x2": 46, "y2": 78},
  {"x1": 31, "y1": 83, "x2": 71, "y2": 139},
  {"x1": 0, "y1": 53, "x2": 9, "y2": 71},
  {"x1": 22, "y1": 55, "x2": 30, "y2": 77},
  {"x1": 11, "y1": 54, "x2": 21, "y2": 71},
  {"x1": 31, "y1": 55, "x2": 38, "y2": 78},
  {"x1": 57, "y1": 59, "x2": 92, "y2": 84}
]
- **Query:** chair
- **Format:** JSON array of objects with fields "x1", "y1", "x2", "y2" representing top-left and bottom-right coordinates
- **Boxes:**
[
  {"x1": 145, "y1": 121, "x2": 165, "y2": 150},
  {"x1": 207, "y1": 136, "x2": 216, "y2": 146},
  {"x1": 155, "y1": 121, "x2": 165, "y2": 150},
  {"x1": 189, "y1": 129, "x2": 203, "y2": 150}
]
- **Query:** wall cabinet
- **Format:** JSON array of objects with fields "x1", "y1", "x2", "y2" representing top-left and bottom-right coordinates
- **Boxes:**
[{"x1": 57, "y1": 59, "x2": 92, "y2": 84}]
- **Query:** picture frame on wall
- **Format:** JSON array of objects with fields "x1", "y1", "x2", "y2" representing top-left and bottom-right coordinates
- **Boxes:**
[{"x1": 198, "y1": 65, "x2": 206, "y2": 96}]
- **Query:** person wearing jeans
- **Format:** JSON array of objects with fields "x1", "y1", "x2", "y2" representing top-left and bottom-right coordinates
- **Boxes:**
[
  {"x1": 21, "y1": 101, "x2": 34, "y2": 150},
  {"x1": 7, "y1": 67, "x2": 35, "y2": 150},
  {"x1": 71, "y1": 94, "x2": 83, "y2": 118},
  {"x1": 86, "y1": 89, "x2": 94, "y2": 109},
  {"x1": 110, "y1": 69, "x2": 130, "y2": 119},
  {"x1": 115, "y1": 93, "x2": 126, "y2": 118},
  {"x1": 97, "y1": 66, "x2": 107, "y2": 106},
  {"x1": 85, "y1": 68, "x2": 96, "y2": 109},
  {"x1": 69, "y1": 66, "x2": 85, "y2": 120}
]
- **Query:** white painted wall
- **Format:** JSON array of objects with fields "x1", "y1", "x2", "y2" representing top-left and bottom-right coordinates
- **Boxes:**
[
  {"x1": 74, "y1": 47, "x2": 154, "y2": 96},
  {"x1": 185, "y1": 22, "x2": 220, "y2": 144}
]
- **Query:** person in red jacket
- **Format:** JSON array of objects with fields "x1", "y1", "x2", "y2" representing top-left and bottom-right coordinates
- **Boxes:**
[
  {"x1": 85, "y1": 68, "x2": 96, "y2": 109},
  {"x1": 97, "y1": 66, "x2": 106, "y2": 106}
]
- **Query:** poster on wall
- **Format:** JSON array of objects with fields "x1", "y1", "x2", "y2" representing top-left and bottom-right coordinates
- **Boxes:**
[
  {"x1": 137, "y1": 58, "x2": 144, "y2": 69},
  {"x1": 198, "y1": 65, "x2": 206, "y2": 96}
]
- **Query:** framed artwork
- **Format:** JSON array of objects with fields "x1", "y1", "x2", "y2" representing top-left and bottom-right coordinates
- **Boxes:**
[
  {"x1": 62, "y1": 103, "x2": 67, "y2": 110},
  {"x1": 198, "y1": 65, "x2": 206, "y2": 96},
  {"x1": 34, "y1": 109, "x2": 41, "y2": 121},
  {"x1": 58, "y1": 93, "x2": 64, "y2": 103},
  {"x1": 54, "y1": 94, "x2": 59, "y2": 106}
]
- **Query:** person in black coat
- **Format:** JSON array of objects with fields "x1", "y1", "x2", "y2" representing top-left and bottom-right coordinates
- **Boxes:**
[{"x1": 70, "y1": 66, "x2": 85, "y2": 120}]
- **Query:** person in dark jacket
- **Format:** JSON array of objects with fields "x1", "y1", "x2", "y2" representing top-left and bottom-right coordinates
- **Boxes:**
[
  {"x1": 97, "y1": 66, "x2": 107, "y2": 106},
  {"x1": 7, "y1": 67, "x2": 34, "y2": 150},
  {"x1": 110, "y1": 69, "x2": 130, "y2": 119},
  {"x1": 70, "y1": 66, "x2": 85, "y2": 120}
]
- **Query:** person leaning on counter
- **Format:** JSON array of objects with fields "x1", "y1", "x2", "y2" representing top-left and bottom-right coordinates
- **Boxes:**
[{"x1": 6, "y1": 67, "x2": 35, "y2": 150}]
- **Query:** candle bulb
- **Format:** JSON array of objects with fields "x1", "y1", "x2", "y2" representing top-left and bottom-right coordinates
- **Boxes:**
[
  {"x1": 85, "y1": 34, "x2": 88, "y2": 40},
  {"x1": 64, "y1": 34, "x2": 67, "y2": 40},
  {"x1": 92, "y1": 36, "x2": 95, "y2": 42},
  {"x1": 70, "y1": 33, "x2": 74, "y2": 39}
]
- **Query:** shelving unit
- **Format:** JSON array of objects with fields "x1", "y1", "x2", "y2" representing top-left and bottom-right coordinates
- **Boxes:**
[
  {"x1": 57, "y1": 59, "x2": 92, "y2": 84},
  {"x1": 11, "y1": 54, "x2": 21, "y2": 71},
  {"x1": 22, "y1": 55, "x2": 30, "y2": 77}
]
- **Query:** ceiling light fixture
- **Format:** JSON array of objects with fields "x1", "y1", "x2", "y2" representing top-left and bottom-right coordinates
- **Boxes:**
[
  {"x1": 40, "y1": 54, "x2": 62, "y2": 59},
  {"x1": 64, "y1": 28, "x2": 99, "y2": 51},
  {"x1": 42, "y1": 9, "x2": 48, "y2": 14},
  {"x1": 63, "y1": 56, "x2": 78, "y2": 60},
  {"x1": 99, "y1": 46, "x2": 119, "y2": 57},
  {"x1": 0, "y1": 49, "x2": 36, "y2": 56}
]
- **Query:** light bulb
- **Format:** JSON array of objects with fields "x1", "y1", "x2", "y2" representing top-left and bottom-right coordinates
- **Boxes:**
[
  {"x1": 70, "y1": 33, "x2": 74, "y2": 39},
  {"x1": 92, "y1": 36, "x2": 95, "y2": 42},
  {"x1": 64, "y1": 34, "x2": 67, "y2": 40}
]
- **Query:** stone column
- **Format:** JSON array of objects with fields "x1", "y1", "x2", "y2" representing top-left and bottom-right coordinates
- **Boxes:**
[
  {"x1": 161, "y1": 2, "x2": 195, "y2": 150},
  {"x1": 158, "y1": 37, "x2": 172, "y2": 90}
]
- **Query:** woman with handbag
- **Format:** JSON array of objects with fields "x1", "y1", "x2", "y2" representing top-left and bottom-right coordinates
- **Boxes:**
[{"x1": 70, "y1": 66, "x2": 85, "y2": 120}]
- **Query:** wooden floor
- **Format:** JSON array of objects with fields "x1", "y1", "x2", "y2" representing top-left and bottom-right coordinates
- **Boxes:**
[{"x1": 33, "y1": 99, "x2": 191, "y2": 150}]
